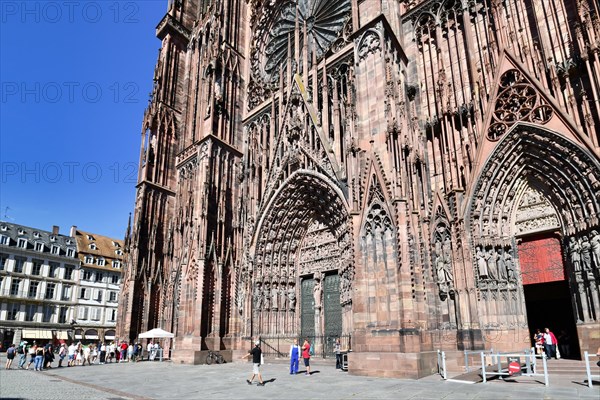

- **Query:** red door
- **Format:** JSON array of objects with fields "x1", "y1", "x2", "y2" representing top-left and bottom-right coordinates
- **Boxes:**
[{"x1": 518, "y1": 234, "x2": 566, "y2": 285}]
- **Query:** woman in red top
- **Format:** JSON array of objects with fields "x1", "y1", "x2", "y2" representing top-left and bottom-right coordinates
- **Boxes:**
[{"x1": 302, "y1": 339, "x2": 311, "y2": 375}]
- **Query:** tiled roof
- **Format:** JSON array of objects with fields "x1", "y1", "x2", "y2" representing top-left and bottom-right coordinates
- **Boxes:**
[{"x1": 75, "y1": 229, "x2": 124, "y2": 268}]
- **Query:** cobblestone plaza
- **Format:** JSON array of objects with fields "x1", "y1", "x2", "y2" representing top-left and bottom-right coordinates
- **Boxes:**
[{"x1": 1, "y1": 358, "x2": 599, "y2": 399}]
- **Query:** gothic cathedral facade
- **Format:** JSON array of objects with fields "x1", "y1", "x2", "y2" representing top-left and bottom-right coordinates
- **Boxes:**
[{"x1": 118, "y1": 0, "x2": 600, "y2": 377}]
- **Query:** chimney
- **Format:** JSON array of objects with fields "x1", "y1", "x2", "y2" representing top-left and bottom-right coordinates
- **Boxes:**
[
  {"x1": 70, "y1": 225, "x2": 77, "y2": 238},
  {"x1": 52, "y1": 225, "x2": 60, "y2": 235}
]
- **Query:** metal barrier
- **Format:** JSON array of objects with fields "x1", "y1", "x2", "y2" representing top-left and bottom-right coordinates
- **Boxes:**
[
  {"x1": 437, "y1": 350, "x2": 448, "y2": 379},
  {"x1": 584, "y1": 351, "x2": 600, "y2": 389},
  {"x1": 464, "y1": 348, "x2": 494, "y2": 372},
  {"x1": 481, "y1": 349, "x2": 548, "y2": 386}
]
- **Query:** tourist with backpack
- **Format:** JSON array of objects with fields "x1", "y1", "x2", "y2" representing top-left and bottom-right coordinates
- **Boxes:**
[{"x1": 17, "y1": 341, "x2": 28, "y2": 369}]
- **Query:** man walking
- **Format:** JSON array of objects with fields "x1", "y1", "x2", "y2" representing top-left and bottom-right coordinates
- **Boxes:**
[{"x1": 242, "y1": 340, "x2": 265, "y2": 386}]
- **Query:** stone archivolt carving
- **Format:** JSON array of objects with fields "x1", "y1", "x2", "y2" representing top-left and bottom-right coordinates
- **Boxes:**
[
  {"x1": 514, "y1": 186, "x2": 560, "y2": 235},
  {"x1": 488, "y1": 69, "x2": 553, "y2": 141}
]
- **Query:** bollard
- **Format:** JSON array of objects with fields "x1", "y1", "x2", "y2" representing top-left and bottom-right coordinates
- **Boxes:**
[
  {"x1": 481, "y1": 351, "x2": 487, "y2": 384},
  {"x1": 464, "y1": 350, "x2": 469, "y2": 372},
  {"x1": 542, "y1": 353, "x2": 549, "y2": 386},
  {"x1": 442, "y1": 351, "x2": 447, "y2": 380},
  {"x1": 584, "y1": 351, "x2": 592, "y2": 389}
]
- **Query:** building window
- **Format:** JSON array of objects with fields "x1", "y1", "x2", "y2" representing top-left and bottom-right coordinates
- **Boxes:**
[
  {"x1": 79, "y1": 287, "x2": 88, "y2": 299},
  {"x1": 96, "y1": 290, "x2": 103, "y2": 302},
  {"x1": 64, "y1": 265, "x2": 75, "y2": 280},
  {"x1": 111, "y1": 274, "x2": 119, "y2": 284},
  {"x1": 82, "y1": 270, "x2": 92, "y2": 280},
  {"x1": 0, "y1": 253, "x2": 7, "y2": 270},
  {"x1": 91, "y1": 308, "x2": 101, "y2": 321},
  {"x1": 17, "y1": 238, "x2": 27, "y2": 248},
  {"x1": 45, "y1": 283, "x2": 56, "y2": 300},
  {"x1": 49, "y1": 235, "x2": 56, "y2": 242},
  {"x1": 109, "y1": 309, "x2": 117, "y2": 322},
  {"x1": 7, "y1": 304, "x2": 18, "y2": 320},
  {"x1": 42, "y1": 305, "x2": 54, "y2": 323},
  {"x1": 78, "y1": 306, "x2": 89, "y2": 320},
  {"x1": 115, "y1": 249, "x2": 123, "y2": 256},
  {"x1": 49, "y1": 262, "x2": 59, "y2": 278},
  {"x1": 0, "y1": 224, "x2": 6, "y2": 231},
  {"x1": 33, "y1": 231, "x2": 40, "y2": 238},
  {"x1": 25, "y1": 304, "x2": 37, "y2": 321},
  {"x1": 95, "y1": 272, "x2": 104, "y2": 282},
  {"x1": 112, "y1": 261, "x2": 121, "y2": 269},
  {"x1": 51, "y1": 245, "x2": 60, "y2": 255},
  {"x1": 90, "y1": 243, "x2": 97, "y2": 250},
  {"x1": 67, "y1": 248, "x2": 75, "y2": 257},
  {"x1": 28, "y1": 281, "x2": 39, "y2": 299},
  {"x1": 62, "y1": 285, "x2": 71, "y2": 301},
  {"x1": 58, "y1": 307, "x2": 68, "y2": 323},
  {"x1": 10, "y1": 279, "x2": 20, "y2": 296},
  {"x1": 0, "y1": 235, "x2": 8, "y2": 245},
  {"x1": 109, "y1": 291, "x2": 117, "y2": 302},
  {"x1": 97, "y1": 258, "x2": 105, "y2": 266},
  {"x1": 35, "y1": 242, "x2": 44, "y2": 252},
  {"x1": 31, "y1": 260, "x2": 43, "y2": 275},
  {"x1": 85, "y1": 255, "x2": 94, "y2": 264},
  {"x1": 14, "y1": 257, "x2": 25, "y2": 273}
]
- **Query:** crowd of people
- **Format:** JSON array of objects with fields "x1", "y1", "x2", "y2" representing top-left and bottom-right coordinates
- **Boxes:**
[{"x1": 4, "y1": 340, "x2": 162, "y2": 370}]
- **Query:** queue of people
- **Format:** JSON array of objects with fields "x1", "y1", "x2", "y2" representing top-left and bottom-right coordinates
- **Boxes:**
[{"x1": 4, "y1": 339, "x2": 160, "y2": 370}]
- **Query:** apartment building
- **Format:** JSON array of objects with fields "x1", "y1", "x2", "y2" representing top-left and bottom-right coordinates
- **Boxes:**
[
  {"x1": 0, "y1": 223, "x2": 78, "y2": 346},
  {"x1": 72, "y1": 228, "x2": 124, "y2": 343}
]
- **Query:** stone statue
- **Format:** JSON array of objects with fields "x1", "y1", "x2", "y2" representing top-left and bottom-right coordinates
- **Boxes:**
[
  {"x1": 580, "y1": 235, "x2": 592, "y2": 271},
  {"x1": 497, "y1": 247, "x2": 507, "y2": 281},
  {"x1": 313, "y1": 279, "x2": 323, "y2": 309},
  {"x1": 237, "y1": 284, "x2": 246, "y2": 313},
  {"x1": 568, "y1": 236, "x2": 581, "y2": 272},
  {"x1": 279, "y1": 283, "x2": 287, "y2": 310},
  {"x1": 263, "y1": 282, "x2": 271, "y2": 310},
  {"x1": 590, "y1": 230, "x2": 600, "y2": 271},
  {"x1": 485, "y1": 248, "x2": 498, "y2": 280},
  {"x1": 253, "y1": 283, "x2": 262, "y2": 310},
  {"x1": 287, "y1": 284, "x2": 296, "y2": 311},
  {"x1": 271, "y1": 282, "x2": 279, "y2": 310},
  {"x1": 476, "y1": 246, "x2": 489, "y2": 278},
  {"x1": 504, "y1": 249, "x2": 516, "y2": 281}
]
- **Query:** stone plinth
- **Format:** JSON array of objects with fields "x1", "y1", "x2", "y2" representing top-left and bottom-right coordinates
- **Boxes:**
[{"x1": 348, "y1": 351, "x2": 438, "y2": 379}]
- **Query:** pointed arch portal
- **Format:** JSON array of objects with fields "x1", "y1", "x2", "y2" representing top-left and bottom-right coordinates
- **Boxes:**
[
  {"x1": 468, "y1": 124, "x2": 600, "y2": 358},
  {"x1": 247, "y1": 170, "x2": 353, "y2": 340}
]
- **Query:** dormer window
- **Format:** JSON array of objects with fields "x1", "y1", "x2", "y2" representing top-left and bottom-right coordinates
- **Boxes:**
[
  {"x1": 87, "y1": 235, "x2": 94, "y2": 240},
  {"x1": 97, "y1": 258, "x2": 106, "y2": 266},
  {"x1": 18, "y1": 228, "x2": 25, "y2": 235},
  {"x1": 51, "y1": 245, "x2": 60, "y2": 255},
  {"x1": 67, "y1": 248, "x2": 75, "y2": 258},
  {"x1": 90, "y1": 243, "x2": 97, "y2": 250},
  {"x1": 0, "y1": 235, "x2": 8, "y2": 245},
  {"x1": 66, "y1": 239, "x2": 72, "y2": 245},
  {"x1": 0, "y1": 225, "x2": 7, "y2": 231},
  {"x1": 85, "y1": 255, "x2": 94, "y2": 264},
  {"x1": 112, "y1": 241, "x2": 120, "y2": 247},
  {"x1": 115, "y1": 249, "x2": 123, "y2": 256},
  {"x1": 49, "y1": 235, "x2": 56, "y2": 242},
  {"x1": 33, "y1": 232, "x2": 40, "y2": 238},
  {"x1": 35, "y1": 242, "x2": 44, "y2": 252},
  {"x1": 17, "y1": 238, "x2": 27, "y2": 248}
]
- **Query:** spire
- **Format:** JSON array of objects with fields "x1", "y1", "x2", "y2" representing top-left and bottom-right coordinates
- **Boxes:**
[
  {"x1": 124, "y1": 212, "x2": 132, "y2": 251},
  {"x1": 303, "y1": 19, "x2": 308, "y2": 76}
]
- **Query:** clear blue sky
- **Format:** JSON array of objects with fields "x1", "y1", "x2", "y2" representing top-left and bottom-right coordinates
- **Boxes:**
[{"x1": 1, "y1": 1, "x2": 167, "y2": 239}]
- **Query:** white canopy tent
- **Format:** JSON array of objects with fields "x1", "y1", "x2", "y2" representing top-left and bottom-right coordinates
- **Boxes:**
[{"x1": 138, "y1": 328, "x2": 174, "y2": 339}]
